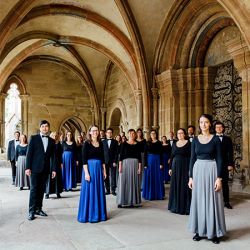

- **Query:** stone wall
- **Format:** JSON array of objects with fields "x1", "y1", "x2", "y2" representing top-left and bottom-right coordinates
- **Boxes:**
[
  {"x1": 13, "y1": 61, "x2": 92, "y2": 137},
  {"x1": 105, "y1": 65, "x2": 137, "y2": 135}
]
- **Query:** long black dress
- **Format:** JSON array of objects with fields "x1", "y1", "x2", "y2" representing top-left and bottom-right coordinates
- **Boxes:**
[
  {"x1": 76, "y1": 143, "x2": 83, "y2": 184},
  {"x1": 45, "y1": 143, "x2": 63, "y2": 196},
  {"x1": 168, "y1": 141, "x2": 191, "y2": 214}
]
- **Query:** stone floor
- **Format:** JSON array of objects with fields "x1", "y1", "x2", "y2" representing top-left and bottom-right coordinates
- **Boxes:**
[{"x1": 0, "y1": 167, "x2": 250, "y2": 250}]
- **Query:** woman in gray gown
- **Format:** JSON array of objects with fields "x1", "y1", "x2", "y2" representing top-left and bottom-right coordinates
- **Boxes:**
[
  {"x1": 117, "y1": 129, "x2": 142, "y2": 208},
  {"x1": 188, "y1": 114, "x2": 226, "y2": 244},
  {"x1": 15, "y1": 134, "x2": 30, "y2": 190}
]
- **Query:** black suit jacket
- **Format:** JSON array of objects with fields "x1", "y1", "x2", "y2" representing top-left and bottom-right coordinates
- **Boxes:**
[
  {"x1": 167, "y1": 139, "x2": 177, "y2": 148},
  {"x1": 103, "y1": 139, "x2": 118, "y2": 165},
  {"x1": 7, "y1": 140, "x2": 17, "y2": 161},
  {"x1": 26, "y1": 134, "x2": 56, "y2": 174},
  {"x1": 220, "y1": 135, "x2": 234, "y2": 172}
]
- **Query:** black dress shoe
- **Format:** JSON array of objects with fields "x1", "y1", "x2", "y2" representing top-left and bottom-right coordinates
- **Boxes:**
[
  {"x1": 112, "y1": 191, "x2": 117, "y2": 196},
  {"x1": 57, "y1": 193, "x2": 61, "y2": 198},
  {"x1": 28, "y1": 213, "x2": 35, "y2": 221},
  {"x1": 225, "y1": 203, "x2": 233, "y2": 209},
  {"x1": 212, "y1": 237, "x2": 220, "y2": 244},
  {"x1": 45, "y1": 194, "x2": 49, "y2": 199},
  {"x1": 35, "y1": 210, "x2": 48, "y2": 216},
  {"x1": 193, "y1": 233, "x2": 202, "y2": 241},
  {"x1": 105, "y1": 191, "x2": 110, "y2": 195},
  {"x1": 117, "y1": 205, "x2": 122, "y2": 208},
  {"x1": 19, "y1": 187, "x2": 23, "y2": 191}
]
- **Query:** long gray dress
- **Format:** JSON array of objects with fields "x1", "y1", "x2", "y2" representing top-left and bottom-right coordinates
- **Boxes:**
[
  {"x1": 15, "y1": 145, "x2": 30, "y2": 188},
  {"x1": 188, "y1": 136, "x2": 226, "y2": 239},
  {"x1": 117, "y1": 142, "x2": 142, "y2": 206}
]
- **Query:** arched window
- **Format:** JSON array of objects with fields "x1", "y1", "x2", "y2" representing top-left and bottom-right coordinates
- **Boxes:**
[{"x1": 5, "y1": 83, "x2": 21, "y2": 147}]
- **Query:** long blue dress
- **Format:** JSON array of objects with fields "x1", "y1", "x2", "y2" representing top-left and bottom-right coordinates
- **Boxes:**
[
  {"x1": 142, "y1": 140, "x2": 164, "y2": 200},
  {"x1": 78, "y1": 141, "x2": 107, "y2": 223},
  {"x1": 62, "y1": 142, "x2": 77, "y2": 190}
]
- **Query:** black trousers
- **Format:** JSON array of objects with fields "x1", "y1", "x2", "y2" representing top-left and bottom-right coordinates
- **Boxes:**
[
  {"x1": 104, "y1": 163, "x2": 117, "y2": 193},
  {"x1": 10, "y1": 160, "x2": 16, "y2": 182},
  {"x1": 222, "y1": 170, "x2": 230, "y2": 204},
  {"x1": 29, "y1": 171, "x2": 48, "y2": 214}
]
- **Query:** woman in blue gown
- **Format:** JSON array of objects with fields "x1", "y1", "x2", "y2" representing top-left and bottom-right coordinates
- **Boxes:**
[
  {"x1": 78, "y1": 125, "x2": 107, "y2": 223},
  {"x1": 61, "y1": 131, "x2": 77, "y2": 191},
  {"x1": 142, "y1": 130, "x2": 164, "y2": 200}
]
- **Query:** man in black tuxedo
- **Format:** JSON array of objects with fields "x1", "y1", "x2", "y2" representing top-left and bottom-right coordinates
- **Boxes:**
[
  {"x1": 7, "y1": 131, "x2": 20, "y2": 185},
  {"x1": 214, "y1": 121, "x2": 234, "y2": 209},
  {"x1": 167, "y1": 131, "x2": 177, "y2": 147},
  {"x1": 187, "y1": 125, "x2": 196, "y2": 142},
  {"x1": 103, "y1": 128, "x2": 118, "y2": 196},
  {"x1": 25, "y1": 120, "x2": 56, "y2": 220}
]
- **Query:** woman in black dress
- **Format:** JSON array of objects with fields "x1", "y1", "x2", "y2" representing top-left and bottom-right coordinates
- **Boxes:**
[
  {"x1": 45, "y1": 132, "x2": 63, "y2": 198},
  {"x1": 162, "y1": 136, "x2": 171, "y2": 184},
  {"x1": 137, "y1": 128, "x2": 146, "y2": 188},
  {"x1": 76, "y1": 135, "x2": 84, "y2": 184},
  {"x1": 168, "y1": 128, "x2": 191, "y2": 214}
]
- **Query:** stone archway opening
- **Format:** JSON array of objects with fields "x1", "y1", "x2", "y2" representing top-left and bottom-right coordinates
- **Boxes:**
[
  {"x1": 109, "y1": 108, "x2": 122, "y2": 136},
  {"x1": 59, "y1": 116, "x2": 86, "y2": 141},
  {"x1": 4, "y1": 83, "x2": 21, "y2": 148}
]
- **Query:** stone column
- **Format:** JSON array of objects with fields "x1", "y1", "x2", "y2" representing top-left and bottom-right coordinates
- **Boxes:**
[
  {"x1": 90, "y1": 108, "x2": 95, "y2": 124},
  {"x1": 203, "y1": 67, "x2": 217, "y2": 114},
  {"x1": 155, "y1": 70, "x2": 175, "y2": 137},
  {"x1": 20, "y1": 94, "x2": 29, "y2": 136},
  {"x1": 226, "y1": 37, "x2": 250, "y2": 184},
  {"x1": 194, "y1": 68, "x2": 204, "y2": 122},
  {"x1": 151, "y1": 88, "x2": 159, "y2": 131},
  {"x1": 177, "y1": 69, "x2": 188, "y2": 129},
  {"x1": 0, "y1": 93, "x2": 6, "y2": 151},
  {"x1": 100, "y1": 107, "x2": 107, "y2": 130},
  {"x1": 134, "y1": 90, "x2": 143, "y2": 129}
]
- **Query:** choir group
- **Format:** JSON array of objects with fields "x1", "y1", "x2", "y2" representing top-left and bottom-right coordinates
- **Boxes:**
[{"x1": 7, "y1": 113, "x2": 234, "y2": 244}]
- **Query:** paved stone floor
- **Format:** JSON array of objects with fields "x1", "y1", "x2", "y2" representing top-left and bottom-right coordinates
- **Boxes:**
[{"x1": 0, "y1": 167, "x2": 250, "y2": 250}]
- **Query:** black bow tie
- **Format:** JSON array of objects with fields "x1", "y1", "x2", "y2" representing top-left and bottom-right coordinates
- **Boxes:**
[
  {"x1": 15, "y1": 140, "x2": 19, "y2": 142},
  {"x1": 107, "y1": 139, "x2": 112, "y2": 141},
  {"x1": 42, "y1": 135, "x2": 49, "y2": 138},
  {"x1": 217, "y1": 135, "x2": 223, "y2": 137}
]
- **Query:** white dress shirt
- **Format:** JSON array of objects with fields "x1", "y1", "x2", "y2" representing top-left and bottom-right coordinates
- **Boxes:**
[{"x1": 40, "y1": 133, "x2": 48, "y2": 152}]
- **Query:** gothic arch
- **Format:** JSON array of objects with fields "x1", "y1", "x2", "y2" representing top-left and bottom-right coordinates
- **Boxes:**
[
  {"x1": 1, "y1": 74, "x2": 27, "y2": 95},
  {"x1": 58, "y1": 116, "x2": 87, "y2": 138},
  {"x1": 108, "y1": 98, "x2": 128, "y2": 132}
]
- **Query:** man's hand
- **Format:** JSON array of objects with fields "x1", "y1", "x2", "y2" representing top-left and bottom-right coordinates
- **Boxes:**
[
  {"x1": 113, "y1": 162, "x2": 117, "y2": 167},
  {"x1": 52, "y1": 171, "x2": 56, "y2": 179},
  {"x1": 25, "y1": 169, "x2": 31, "y2": 176}
]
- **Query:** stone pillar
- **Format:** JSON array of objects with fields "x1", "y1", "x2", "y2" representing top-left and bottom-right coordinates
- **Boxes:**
[
  {"x1": 100, "y1": 107, "x2": 107, "y2": 130},
  {"x1": 151, "y1": 88, "x2": 159, "y2": 131},
  {"x1": 203, "y1": 67, "x2": 217, "y2": 114},
  {"x1": 177, "y1": 69, "x2": 188, "y2": 129},
  {"x1": 134, "y1": 90, "x2": 143, "y2": 129},
  {"x1": 0, "y1": 93, "x2": 6, "y2": 151},
  {"x1": 226, "y1": 37, "x2": 250, "y2": 185},
  {"x1": 20, "y1": 94, "x2": 29, "y2": 136},
  {"x1": 155, "y1": 70, "x2": 175, "y2": 137},
  {"x1": 90, "y1": 108, "x2": 95, "y2": 124}
]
